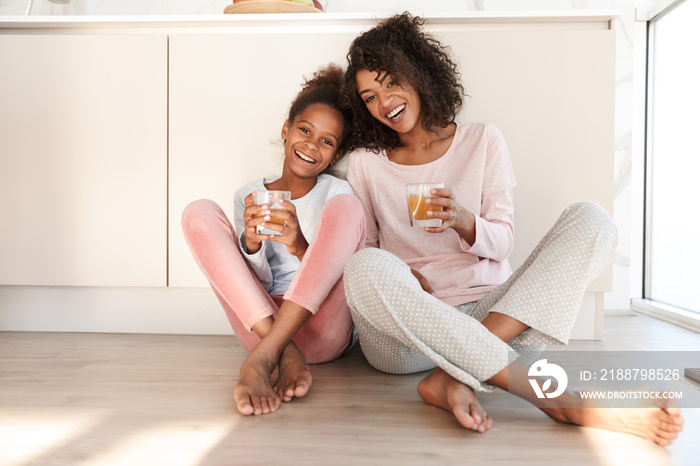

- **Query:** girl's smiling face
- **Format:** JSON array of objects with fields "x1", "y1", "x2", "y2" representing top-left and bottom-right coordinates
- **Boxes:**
[
  {"x1": 281, "y1": 103, "x2": 343, "y2": 179},
  {"x1": 355, "y1": 69, "x2": 422, "y2": 134}
]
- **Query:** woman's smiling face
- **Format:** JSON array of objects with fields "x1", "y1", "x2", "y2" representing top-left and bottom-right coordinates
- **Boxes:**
[
  {"x1": 355, "y1": 69, "x2": 422, "y2": 134},
  {"x1": 281, "y1": 103, "x2": 343, "y2": 179}
]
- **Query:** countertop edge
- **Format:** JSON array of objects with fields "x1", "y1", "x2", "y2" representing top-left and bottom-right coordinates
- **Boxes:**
[{"x1": 0, "y1": 10, "x2": 621, "y2": 30}]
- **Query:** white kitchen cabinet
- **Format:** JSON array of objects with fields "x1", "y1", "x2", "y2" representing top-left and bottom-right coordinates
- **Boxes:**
[
  {"x1": 0, "y1": 34, "x2": 168, "y2": 287},
  {"x1": 0, "y1": 13, "x2": 616, "y2": 337},
  {"x1": 166, "y1": 17, "x2": 614, "y2": 338}
]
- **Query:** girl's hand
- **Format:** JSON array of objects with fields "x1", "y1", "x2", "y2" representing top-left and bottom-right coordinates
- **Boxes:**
[
  {"x1": 243, "y1": 191, "x2": 271, "y2": 254},
  {"x1": 423, "y1": 187, "x2": 476, "y2": 245},
  {"x1": 259, "y1": 199, "x2": 309, "y2": 260}
]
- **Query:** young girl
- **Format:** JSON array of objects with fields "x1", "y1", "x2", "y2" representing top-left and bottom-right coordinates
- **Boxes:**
[
  {"x1": 341, "y1": 13, "x2": 683, "y2": 445},
  {"x1": 182, "y1": 64, "x2": 365, "y2": 416}
]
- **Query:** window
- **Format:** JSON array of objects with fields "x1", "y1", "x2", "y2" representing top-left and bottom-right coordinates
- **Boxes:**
[{"x1": 636, "y1": 0, "x2": 700, "y2": 324}]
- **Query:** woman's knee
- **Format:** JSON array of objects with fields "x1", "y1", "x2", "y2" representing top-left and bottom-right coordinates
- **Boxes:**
[
  {"x1": 362, "y1": 343, "x2": 436, "y2": 375},
  {"x1": 345, "y1": 248, "x2": 401, "y2": 287},
  {"x1": 565, "y1": 202, "x2": 618, "y2": 247},
  {"x1": 343, "y1": 248, "x2": 413, "y2": 315}
]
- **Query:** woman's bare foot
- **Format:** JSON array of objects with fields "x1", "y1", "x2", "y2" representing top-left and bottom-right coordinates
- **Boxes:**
[
  {"x1": 234, "y1": 352, "x2": 281, "y2": 416},
  {"x1": 417, "y1": 368, "x2": 493, "y2": 432},
  {"x1": 542, "y1": 387, "x2": 684, "y2": 446},
  {"x1": 273, "y1": 342, "x2": 313, "y2": 402}
]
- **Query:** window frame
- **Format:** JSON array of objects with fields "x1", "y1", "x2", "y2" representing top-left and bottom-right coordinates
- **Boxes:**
[{"x1": 631, "y1": 0, "x2": 700, "y2": 332}]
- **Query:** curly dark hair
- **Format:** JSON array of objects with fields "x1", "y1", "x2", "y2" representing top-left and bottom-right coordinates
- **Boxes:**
[
  {"x1": 288, "y1": 63, "x2": 354, "y2": 161},
  {"x1": 342, "y1": 12, "x2": 465, "y2": 153}
]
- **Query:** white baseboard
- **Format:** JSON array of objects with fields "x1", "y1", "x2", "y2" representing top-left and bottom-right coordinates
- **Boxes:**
[
  {"x1": 604, "y1": 308, "x2": 637, "y2": 316},
  {"x1": 631, "y1": 298, "x2": 700, "y2": 334},
  {"x1": 0, "y1": 286, "x2": 233, "y2": 335},
  {"x1": 0, "y1": 286, "x2": 603, "y2": 340}
]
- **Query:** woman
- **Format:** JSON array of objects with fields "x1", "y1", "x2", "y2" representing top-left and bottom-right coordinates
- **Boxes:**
[{"x1": 341, "y1": 13, "x2": 683, "y2": 445}]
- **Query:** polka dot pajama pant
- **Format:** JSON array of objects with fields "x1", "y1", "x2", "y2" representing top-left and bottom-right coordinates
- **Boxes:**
[{"x1": 343, "y1": 202, "x2": 617, "y2": 392}]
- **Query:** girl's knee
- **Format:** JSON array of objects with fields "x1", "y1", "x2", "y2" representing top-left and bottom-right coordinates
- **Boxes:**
[
  {"x1": 315, "y1": 194, "x2": 366, "y2": 249},
  {"x1": 181, "y1": 199, "x2": 221, "y2": 235},
  {"x1": 182, "y1": 199, "x2": 217, "y2": 222},
  {"x1": 320, "y1": 194, "x2": 364, "y2": 222}
]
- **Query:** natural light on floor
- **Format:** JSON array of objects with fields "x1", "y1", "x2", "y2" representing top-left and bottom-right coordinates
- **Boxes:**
[
  {"x1": 0, "y1": 409, "x2": 104, "y2": 465},
  {"x1": 0, "y1": 409, "x2": 239, "y2": 466}
]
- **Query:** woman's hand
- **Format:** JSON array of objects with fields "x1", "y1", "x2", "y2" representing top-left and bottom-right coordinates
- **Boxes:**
[
  {"x1": 242, "y1": 191, "x2": 271, "y2": 254},
  {"x1": 411, "y1": 268, "x2": 436, "y2": 295},
  {"x1": 259, "y1": 199, "x2": 309, "y2": 261},
  {"x1": 423, "y1": 187, "x2": 477, "y2": 245}
]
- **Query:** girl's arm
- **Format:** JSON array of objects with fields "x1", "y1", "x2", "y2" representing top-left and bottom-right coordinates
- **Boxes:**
[{"x1": 234, "y1": 190, "x2": 274, "y2": 289}]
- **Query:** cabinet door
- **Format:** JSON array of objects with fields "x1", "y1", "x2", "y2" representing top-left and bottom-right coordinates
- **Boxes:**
[
  {"x1": 442, "y1": 28, "x2": 616, "y2": 292},
  {"x1": 0, "y1": 34, "x2": 167, "y2": 287}
]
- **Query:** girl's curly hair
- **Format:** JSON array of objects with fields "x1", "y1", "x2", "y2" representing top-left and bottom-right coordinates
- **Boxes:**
[
  {"x1": 342, "y1": 13, "x2": 465, "y2": 153},
  {"x1": 288, "y1": 63, "x2": 354, "y2": 161}
]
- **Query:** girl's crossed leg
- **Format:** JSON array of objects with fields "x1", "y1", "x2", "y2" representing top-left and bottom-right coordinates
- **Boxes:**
[{"x1": 183, "y1": 194, "x2": 365, "y2": 414}]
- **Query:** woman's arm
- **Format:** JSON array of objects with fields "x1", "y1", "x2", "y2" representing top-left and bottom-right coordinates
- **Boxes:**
[
  {"x1": 463, "y1": 125, "x2": 515, "y2": 262},
  {"x1": 346, "y1": 151, "x2": 380, "y2": 248},
  {"x1": 428, "y1": 124, "x2": 514, "y2": 262}
]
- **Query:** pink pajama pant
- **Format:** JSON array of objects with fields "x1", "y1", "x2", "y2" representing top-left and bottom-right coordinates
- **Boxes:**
[{"x1": 181, "y1": 194, "x2": 365, "y2": 364}]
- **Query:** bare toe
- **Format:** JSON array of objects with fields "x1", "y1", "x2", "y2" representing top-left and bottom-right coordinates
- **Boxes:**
[
  {"x1": 418, "y1": 368, "x2": 492, "y2": 432},
  {"x1": 274, "y1": 344, "x2": 312, "y2": 402},
  {"x1": 293, "y1": 378, "x2": 311, "y2": 398},
  {"x1": 234, "y1": 388, "x2": 255, "y2": 416}
]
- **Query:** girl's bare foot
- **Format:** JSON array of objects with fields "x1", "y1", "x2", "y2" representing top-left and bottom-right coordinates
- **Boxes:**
[
  {"x1": 234, "y1": 353, "x2": 281, "y2": 416},
  {"x1": 273, "y1": 342, "x2": 313, "y2": 402},
  {"x1": 417, "y1": 368, "x2": 493, "y2": 432},
  {"x1": 542, "y1": 388, "x2": 684, "y2": 446}
]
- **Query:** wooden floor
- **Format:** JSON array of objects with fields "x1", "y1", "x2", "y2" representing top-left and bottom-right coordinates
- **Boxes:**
[{"x1": 1, "y1": 313, "x2": 699, "y2": 466}]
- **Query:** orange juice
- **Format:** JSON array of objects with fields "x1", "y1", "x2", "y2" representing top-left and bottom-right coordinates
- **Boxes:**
[
  {"x1": 254, "y1": 190, "x2": 291, "y2": 234},
  {"x1": 255, "y1": 208, "x2": 286, "y2": 225},
  {"x1": 405, "y1": 182, "x2": 444, "y2": 227},
  {"x1": 407, "y1": 195, "x2": 442, "y2": 221}
]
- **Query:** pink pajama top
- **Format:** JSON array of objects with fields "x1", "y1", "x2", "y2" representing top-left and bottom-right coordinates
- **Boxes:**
[{"x1": 346, "y1": 122, "x2": 516, "y2": 306}]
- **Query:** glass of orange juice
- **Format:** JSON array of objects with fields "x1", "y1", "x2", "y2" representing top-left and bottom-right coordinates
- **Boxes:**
[
  {"x1": 405, "y1": 183, "x2": 443, "y2": 227},
  {"x1": 255, "y1": 190, "x2": 291, "y2": 235}
]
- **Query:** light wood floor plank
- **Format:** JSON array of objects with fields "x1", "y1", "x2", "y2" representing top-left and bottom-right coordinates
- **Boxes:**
[{"x1": 0, "y1": 314, "x2": 698, "y2": 465}]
